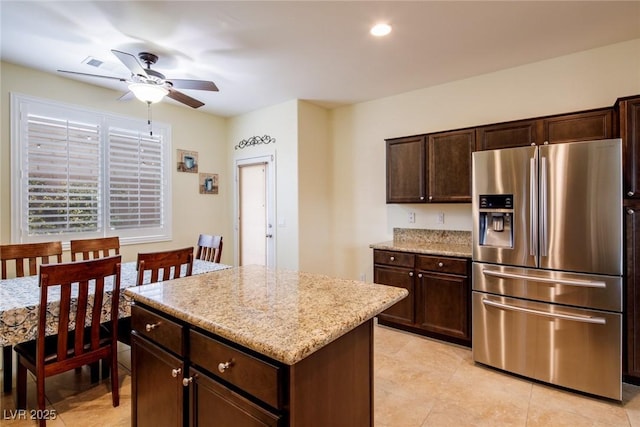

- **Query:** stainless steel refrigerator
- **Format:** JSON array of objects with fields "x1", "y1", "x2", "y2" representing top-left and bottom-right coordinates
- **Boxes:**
[{"x1": 471, "y1": 138, "x2": 623, "y2": 400}]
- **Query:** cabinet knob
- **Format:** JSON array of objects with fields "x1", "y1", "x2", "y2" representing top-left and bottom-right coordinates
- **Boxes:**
[
  {"x1": 408, "y1": 271, "x2": 414, "y2": 277},
  {"x1": 628, "y1": 208, "x2": 635, "y2": 215},
  {"x1": 418, "y1": 273, "x2": 423, "y2": 278},
  {"x1": 390, "y1": 256, "x2": 395, "y2": 261},
  {"x1": 543, "y1": 141, "x2": 549, "y2": 145},
  {"x1": 420, "y1": 196, "x2": 425, "y2": 200},
  {"x1": 530, "y1": 142, "x2": 536, "y2": 146},
  {"x1": 182, "y1": 377, "x2": 193, "y2": 387},
  {"x1": 171, "y1": 368, "x2": 182, "y2": 378},
  {"x1": 145, "y1": 322, "x2": 160, "y2": 332},
  {"x1": 429, "y1": 196, "x2": 433, "y2": 200},
  {"x1": 218, "y1": 361, "x2": 233, "y2": 373},
  {"x1": 629, "y1": 191, "x2": 635, "y2": 197},
  {"x1": 438, "y1": 262, "x2": 444, "y2": 267}
]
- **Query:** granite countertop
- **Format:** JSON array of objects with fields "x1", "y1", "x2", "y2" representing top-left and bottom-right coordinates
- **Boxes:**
[
  {"x1": 370, "y1": 240, "x2": 472, "y2": 258},
  {"x1": 370, "y1": 228, "x2": 472, "y2": 258},
  {"x1": 124, "y1": 265, "x2": 408, "y2": 365}
]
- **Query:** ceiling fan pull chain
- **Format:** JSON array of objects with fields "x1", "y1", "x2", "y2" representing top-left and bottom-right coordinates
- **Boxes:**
[{"x1": 147, "y1": 101, "x2": 153, "y2": 136}]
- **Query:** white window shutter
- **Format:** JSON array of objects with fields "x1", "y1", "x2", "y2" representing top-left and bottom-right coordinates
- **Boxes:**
[
  {"x1": 24, "y1": 114, "x2": 101, "y2": 236},
  {"x1": 108, "y1": 128, "x2": 163, "y2": 230}
]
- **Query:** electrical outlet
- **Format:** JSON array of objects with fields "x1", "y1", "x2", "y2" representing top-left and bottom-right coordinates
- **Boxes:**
[
  {"x1": 408, "y1": 212, "x2": 416, "y2": 223},
  {"x1": 437, "y1": 212, "x2": 445, "y2": 224}
]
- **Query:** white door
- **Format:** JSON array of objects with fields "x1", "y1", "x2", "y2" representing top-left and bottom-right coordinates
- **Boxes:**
[{"x1": 236, "y1": 155, "x2": 275, "y2": 267}]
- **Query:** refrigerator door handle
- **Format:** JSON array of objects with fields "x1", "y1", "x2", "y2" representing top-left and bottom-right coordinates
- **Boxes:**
[
  {"x1": 529, "y1": 156, "x2": 538, "y2": 259},
  {"x1": 540, "y1": 156, "x2": 548, "y2": 257},
  {"x1": 481, "y1": 268, "x2": 607, "y2": 288},
  {"x1": 481, "y1": 298, "x2": 606, "y2": 324}
]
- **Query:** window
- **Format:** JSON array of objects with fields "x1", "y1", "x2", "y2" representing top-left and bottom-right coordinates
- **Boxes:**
[{"x1": 11, "y1": 93, "x2": 172, "y2": 245}]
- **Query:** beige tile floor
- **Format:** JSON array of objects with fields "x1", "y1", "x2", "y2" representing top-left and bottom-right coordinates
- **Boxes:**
[{"x1": 2, "y1": 325, "x2": 640, "y2": 426}]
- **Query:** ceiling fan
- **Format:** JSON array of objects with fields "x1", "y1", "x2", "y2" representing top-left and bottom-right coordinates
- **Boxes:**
[{"x1": 58, "y1": 49, "x2": 218, "y2": 108}]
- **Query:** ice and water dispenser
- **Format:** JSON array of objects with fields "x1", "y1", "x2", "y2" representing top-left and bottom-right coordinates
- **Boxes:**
[{"x1": 478, "y1": 194, "x2": 513, "y2": 248}]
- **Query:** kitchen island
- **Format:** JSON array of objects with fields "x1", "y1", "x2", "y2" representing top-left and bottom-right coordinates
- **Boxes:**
[{"x1": 124, "y1": 265, "x2": 408, "y2": 427}]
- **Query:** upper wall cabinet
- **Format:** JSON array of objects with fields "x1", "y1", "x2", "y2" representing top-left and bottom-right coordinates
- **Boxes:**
[
  {"x1": 386, "y1": 130, "x2": 473, "y2": 204},
  {"x1": 427, "y1": 129, "x2": 474, "y2": 203},
  {"x1": 476, "y1": 108, "x2": 613, "y2": 151},
  {"x1": 475, "y1": 119, "x2": 540, "y2": 150},
  {"x1": 617, "y1": 96, "x2": 640, "y2": 199},
  {"x1": 386, "y1": 136, "x2": 426, "y2": 203}
]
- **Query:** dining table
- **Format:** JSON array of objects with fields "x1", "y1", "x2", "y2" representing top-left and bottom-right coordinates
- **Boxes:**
[{"x1": 0, "y1": 258, "x2": 231, "y2": 392}]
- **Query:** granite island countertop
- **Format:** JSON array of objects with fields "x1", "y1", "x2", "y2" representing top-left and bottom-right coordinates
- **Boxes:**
[
  {"x1": 370, "y1": 228, "x2": 472, "y2": 258},
  {"x1": 124, "y1": 265, "x2": 408, "y2": 365}
]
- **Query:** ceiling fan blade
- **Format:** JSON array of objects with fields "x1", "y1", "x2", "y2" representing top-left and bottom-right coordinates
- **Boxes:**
[
  {"x1": 111, "y1": 49, "x2": 148, "y2": 77},
  {"x1": 117, "y1": 91, "x2": 135, "y2": 101},
  {"x1": 168, "y1": 79, "x2": 219, "y2": 92},
  {"x1": 58, "y1": 69, "x2": 128, "y2": 82},
  {"x1": 167, "y1": 88, "x2": 205, "y2": 109}
]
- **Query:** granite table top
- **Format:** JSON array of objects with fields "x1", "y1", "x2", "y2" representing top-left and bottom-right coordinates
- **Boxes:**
[{"x1": 124, "y1": 265, "x2": 408, "y2": 365}]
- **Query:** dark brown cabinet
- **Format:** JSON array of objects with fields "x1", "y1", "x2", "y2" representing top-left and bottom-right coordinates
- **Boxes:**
[
  {"x1": 131, "y1": 302, "x2": 375, "y2": 426},
  {"x1": 427, "y1": 129, "x2": 474, "y2": 203},
  {"x1": 625, "y1": 202, "x2": 640, "y2": 382},
  {"x1": 386, "y1": 136, "x2": 426, "y2": 203},
  {"x1": 617, "y1": 96, "x2": 640, "y2": 199},
  {"x1": 476, "y1": 118, "x2": 540, "y2": 150},
  {"x1": 132, "y1": 334, "x2": 185, "y2": 427},
  {"x1": 475, "y1": 108, "x2": 613, "y2": 151},
  {"x1": 386, "y1": 130, "x2": 473, "y2": 203},
  {"x1": 415, "y1": 255, "x2": 470, "y2": 342},
  {"x1": 373, "y1": 249, "x2": 471, "y2": 346}
]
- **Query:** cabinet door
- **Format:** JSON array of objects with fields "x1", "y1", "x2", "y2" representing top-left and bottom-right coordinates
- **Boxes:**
[
  {"x1": 542, "y1": 108, "x2": 613, "y2": 144},
  {"x1": 374, "y1": 265, "x2": 415, "y2": 325},
  {"x1": 621, "y1": 98, "x2": 640, "y2": 199},
  {"x1": 415, "y1": 271, "x2": 470, "y2": 342},
  {"x1": 189, "y1": 367, "x2": 281, "y2": 427},
  {"x1": 386, "y1": 136, "x2": 426, "y2": 203},
  {"x1": 132, "y1": 334, "x2": 185, "y2": 427},
  {"x1": 625, "y1": 202, "x2": 640, "y2": 380},
  {"x1": 476, "y1": 119, "x2": 541, "y2": 151},
  {"x1": 427, "y1": 129, "x2": 474, "y2": 202}
]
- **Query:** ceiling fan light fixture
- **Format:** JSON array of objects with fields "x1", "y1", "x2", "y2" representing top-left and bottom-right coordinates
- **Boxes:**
[{"x1": 128, "y1": 83, "x2": 168, "y2": 103}]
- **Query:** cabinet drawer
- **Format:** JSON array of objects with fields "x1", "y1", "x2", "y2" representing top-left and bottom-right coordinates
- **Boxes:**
[
  {"x1": 131, "y1": 304, "x2": 184, "y2": 356},
  {"x1": 189, "y1": 329, "x2": 282, "y2": 410},
  {"x1": 417, "y1": 255, "x2": 468, "y2": 275},
  {"x1": 374, "y1": 250, "x2": 415, "y2": 268}
]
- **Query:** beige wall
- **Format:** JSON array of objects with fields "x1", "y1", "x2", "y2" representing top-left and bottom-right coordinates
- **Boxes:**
[
  {"x1": 330, "y1": 38, "x2": 640, "y2": 281},
  {"x1": 228, "y1": 100, "x2": 300, "y2": 269},
  {"x1": 298, "y1": 100, "x2": 332, "y2": 274},
  {"x1": 0, "y1": 61, "x2": 232, "y2": 265}
]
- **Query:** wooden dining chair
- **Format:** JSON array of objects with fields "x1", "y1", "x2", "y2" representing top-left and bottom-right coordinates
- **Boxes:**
[
  {"x1": 115, "y1": 247, "x2": 194, "y2": 347},
  {"x1": 70, "y1": 236, "x2": 120, "y2": 261},
  {"x1": 0, "y1": 241, "x2": 63, "y2": 393},
  {"x1": 14, "y1": 256, "x2": 122, "y2": 426},
  {"x1": 136, "y1": 246, "x2": 194, "y2": 285},
  {"x1": 195, "y1": 234, "x2": 223, "y2": 263}
]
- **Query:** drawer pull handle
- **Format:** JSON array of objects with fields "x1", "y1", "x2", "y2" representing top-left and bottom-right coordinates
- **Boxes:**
[
  {"x1": 171, "y1": 368, "x2": 182, "y2": 378},
  {"x1": 390, "y1": 256, "x2": 395, "y2": 261},
  {"x1": 438, "y1": 262, "x2": 444, "y2": 267},
  {"x1": 182, "y1": 377, "x2": 193, "y2": 387},
  {"x1": 481, "y1": 298, "x2": 606, "y2": 324},
  {"x1": 145, "y1": 322, "x2": 160, "y2": 332},
  {"x1": 218, "y1": 361, "x2": 233, "y2": 373}
]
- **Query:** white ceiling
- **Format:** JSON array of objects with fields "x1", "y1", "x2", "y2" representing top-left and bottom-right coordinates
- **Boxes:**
[{"x1": 1, "y1": 1, "x2": 639, "y2": 117}]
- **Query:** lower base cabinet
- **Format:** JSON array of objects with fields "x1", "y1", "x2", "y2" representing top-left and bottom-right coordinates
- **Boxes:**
[
  {"x1": 131, "y1": 302, "x2": 374, "y2": 427},
  {"x1": 374, "y1": 249, "x2": 471, "y2": 346}
]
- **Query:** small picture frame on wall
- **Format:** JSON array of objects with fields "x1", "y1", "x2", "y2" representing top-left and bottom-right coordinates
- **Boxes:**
[
  {"x1": 177, "y1": 149, "x2": 198, "y2": 173},
  {"x1": 199, "y1": 173, "x2": 219, "y2": 195}
]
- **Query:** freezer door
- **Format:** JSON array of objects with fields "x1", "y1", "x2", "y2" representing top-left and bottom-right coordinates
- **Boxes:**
[
  {"x1": 473, "y1": 262, "x2": 622, "y2": 312},
  {"x1": 472, "y1": 292, "x2": 622, "y2": 400},
  {"x1": 539, "y1": 139, "x2": 622, "y2": 275},
  {"x1": 472, "y1": 146, "x2": 536, "y2": 268}
]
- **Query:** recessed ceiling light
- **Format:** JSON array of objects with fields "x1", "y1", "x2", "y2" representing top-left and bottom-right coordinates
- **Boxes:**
[{"x1": 370, "y1": 23, "x2": 392, "y2": 37}]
